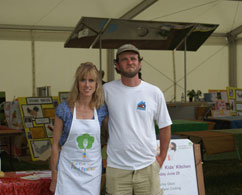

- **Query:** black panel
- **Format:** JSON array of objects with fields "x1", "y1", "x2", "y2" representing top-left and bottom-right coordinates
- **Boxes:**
[{"x1": 64, "y1": 17, "x2": 218, "y2": 51}]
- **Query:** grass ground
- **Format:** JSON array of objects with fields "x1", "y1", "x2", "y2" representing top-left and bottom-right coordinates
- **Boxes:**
[
  {"x1": 1, "y1": 151, "x2": 242, "y2": 195},
  {"x1": 203, "y1": 159, "x2": 242, "y2": 195}
]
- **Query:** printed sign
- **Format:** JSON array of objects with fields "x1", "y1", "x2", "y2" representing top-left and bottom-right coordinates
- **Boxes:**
[{"x1": 157, "y1": 139, "x2": 198, "y2": 195}]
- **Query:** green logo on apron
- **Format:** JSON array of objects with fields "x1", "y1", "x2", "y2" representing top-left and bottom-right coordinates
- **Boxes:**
[{"x1": 76, "y1": 133, "x2": 94, "y2": 149}]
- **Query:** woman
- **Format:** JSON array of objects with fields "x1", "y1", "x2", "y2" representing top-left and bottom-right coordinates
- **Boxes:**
[{"x1": 49, "y1": 62, "x2": 108, "y2": 195}]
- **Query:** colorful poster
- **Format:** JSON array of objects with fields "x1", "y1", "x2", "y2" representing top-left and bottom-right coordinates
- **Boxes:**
[
  {"x1": 3, "y1": 100, "x2": 23, "y2": 129},
  {"x1": 227, "y1": 87, "x2": 242, "y2": 116},
  {"x1": 208, "y1": 89, "x2": 228, "y2": 103},
  {"x1": 157, "y1": 139, "x2": 198, "y2": 195},
  {"x1": 18, "y1": 96, "x2": 59, "y2": 161},
  {"x1": 208, "y1": 89, "x2": 231, "y2": 117}
]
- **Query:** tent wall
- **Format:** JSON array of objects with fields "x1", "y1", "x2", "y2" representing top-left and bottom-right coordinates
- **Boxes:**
[
  {"x1": 141, "y1": 43, "x2": 228, "y2": 102},
  {"x1": 0, "y1": 37, "x2": 240, "y2": 101},
  {"x1": 237, "y1": 39, "x2": 242, "y2": 88},
  {"x1": 0, "y1": 40, "x2": 32, "y2": 99},
  {"x1": 0, "y1": 39, "x2": 106, "y2": 100}
]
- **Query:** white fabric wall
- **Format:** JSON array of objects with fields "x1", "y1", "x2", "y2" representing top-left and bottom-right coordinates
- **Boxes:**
[
  {"x1": 0, "y1": 40, "x2": 32, "y2": 100},
  {"x1": 137, "y1": 44, "x2": 229, "y2": 102},
  {"x1": 0, "y1": 40, "x2": 106, "y2": 100},
  {"x1": 0, "y1": 38, "x2": 240, "y2": 101},
  {"x1": 237, "y1": 39, "x2": 242, "y2": 89},
  {"x1": 35, "y1": 41, "x2": 106, "y2": 96}
]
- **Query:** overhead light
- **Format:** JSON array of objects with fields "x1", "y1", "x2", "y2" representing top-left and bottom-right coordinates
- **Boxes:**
[
  {"x1": 136, "y1": 26, "x2": 149, "y2": 37},
  {"x1": 159, "y1": 25, "x2": 171, "y2": 39},
  {"x1": 78, "y1": 28, "x2": 89, "y2": 39}
]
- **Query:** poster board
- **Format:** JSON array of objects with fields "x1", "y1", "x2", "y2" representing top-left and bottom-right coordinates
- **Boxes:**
[
  {"x1": 157, "y1": 139, "x2": 205, "y2": 195},
  {"x1": 208, "y1": 89, "x2": 231, "y2": 117},
  {"x1": 227, "y1": 87, "x2": 242, "y2": 116},
  {"x1": 18, "y1": 96, "x2": 59, "y2": 161},
  {"x1": 3, "y1": 100, "x2": 23, "y2": 130}
]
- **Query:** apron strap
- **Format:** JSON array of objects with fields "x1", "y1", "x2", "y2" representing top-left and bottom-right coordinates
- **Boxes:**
[
  {"x1": 74, "y1": 103, "x2": 97, "y2": 121},
  {"x1": 73, "y1": 104, "x2": 77, "y2": 120}
]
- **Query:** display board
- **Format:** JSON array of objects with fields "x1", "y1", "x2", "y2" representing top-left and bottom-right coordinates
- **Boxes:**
[
  {"x1": 227, "y1": 87, "x2": 242, "y2": 116},
  {"x1": 157, "y1": 139, "x2": 202, "y2": 195},
  {"x1": 4, "y1": 100, "x2": 23, "y2": 130},
  {"x1": 18, "y1": 97, "x2": 59, "y2": 161},
  {"x1": 208, "y1": 89, "x2": 231, "y2": 117}
]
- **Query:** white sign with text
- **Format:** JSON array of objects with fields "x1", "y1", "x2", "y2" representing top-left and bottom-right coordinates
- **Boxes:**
[{"x1": 157, "y1": 139, "x2": 198, "y2": 195}]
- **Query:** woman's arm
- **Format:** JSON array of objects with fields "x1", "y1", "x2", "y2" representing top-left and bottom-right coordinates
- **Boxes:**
[
  {"x1": 101, "y1": 116, "x2": 109, "y2": 147},
  {"x1": 49, "y1": 115, "x2": 63, "y2": 193}
]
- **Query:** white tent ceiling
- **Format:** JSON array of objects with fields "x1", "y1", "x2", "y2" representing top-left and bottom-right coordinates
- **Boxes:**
[{"x1": 0, "y1": 0, "x2": 242, "y2": 36}]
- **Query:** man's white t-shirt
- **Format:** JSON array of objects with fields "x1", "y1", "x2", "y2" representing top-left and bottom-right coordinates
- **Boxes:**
[{"x1": 103, "y1": 80, "x2": 172, "y2": 170}]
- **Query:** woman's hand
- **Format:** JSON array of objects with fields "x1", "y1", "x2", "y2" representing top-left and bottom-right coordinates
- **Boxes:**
[{"x1": 49, "y1": 179, "x2": 57, "y2": 193}]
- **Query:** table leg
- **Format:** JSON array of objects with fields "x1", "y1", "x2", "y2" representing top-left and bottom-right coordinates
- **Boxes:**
[{"x1": 9, "y1": 137, "x2": 15, "y2": 171}]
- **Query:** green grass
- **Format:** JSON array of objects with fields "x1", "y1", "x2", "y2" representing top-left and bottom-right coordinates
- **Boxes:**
[
  {"x1": 203, "y1": 159, "x2": 242, "y2": 195},
  {"x1": 1, "y1": 152, "x2": 242, "y2": 195}
]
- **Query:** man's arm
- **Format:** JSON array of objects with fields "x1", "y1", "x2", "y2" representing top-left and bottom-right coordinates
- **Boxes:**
[{"x1": 156, "y1": 125, "x2": 171, "y2": 167}]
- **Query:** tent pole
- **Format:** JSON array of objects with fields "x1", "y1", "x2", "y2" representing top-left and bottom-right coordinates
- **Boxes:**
[
  {"x1": 31, "y1": 30, "x2": 36, "y2": 97},
  {"x1": 172, "y1": 50, "x2": 176, "y2": 102},
  {"x1": 99, "y1": 35, "x2": 102, "y2": 71},
  {"x1": 184, "y1": 38, "x2": 187, "y2": 102}
]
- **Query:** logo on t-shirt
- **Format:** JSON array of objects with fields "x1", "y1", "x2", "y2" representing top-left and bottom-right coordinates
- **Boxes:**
[{"x1": 137, "y1": 101, "x2": 146, "y2": 111}]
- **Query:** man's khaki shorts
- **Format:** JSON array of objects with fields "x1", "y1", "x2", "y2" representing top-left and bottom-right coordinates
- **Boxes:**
[{"x1": 106, "y1": 160, "x2": 163, "y2": 195}]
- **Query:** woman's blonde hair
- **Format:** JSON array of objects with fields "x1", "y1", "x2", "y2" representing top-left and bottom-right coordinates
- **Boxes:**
[{"x1": 67, "y1": 62, "x2": 104, "y2": 109}]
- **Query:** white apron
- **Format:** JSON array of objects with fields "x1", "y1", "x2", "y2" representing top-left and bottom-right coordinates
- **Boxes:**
[{"x1": 55, "y1": 106, "x2": 102, "y2": 195}]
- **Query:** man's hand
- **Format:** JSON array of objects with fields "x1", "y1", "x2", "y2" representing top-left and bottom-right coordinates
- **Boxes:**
[{"x1": 156, "y1": 155, "x2": 164, "y2": 168}]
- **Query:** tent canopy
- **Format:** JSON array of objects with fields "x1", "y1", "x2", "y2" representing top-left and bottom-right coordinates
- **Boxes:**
[
  {"x1": 64, "y1": 17, "x2": 218, "y2": 51},
  {"x1": 0, "y1": 0, "x2": 241, "y2": 37}
]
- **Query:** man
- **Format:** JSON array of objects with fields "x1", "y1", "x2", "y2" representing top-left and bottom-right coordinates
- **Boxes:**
[{"x1": 103, "y1": 44, "x2": 172, "y2": 195}]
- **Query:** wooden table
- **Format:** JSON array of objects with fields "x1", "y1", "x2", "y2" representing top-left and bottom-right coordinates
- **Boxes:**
[
  {"x1": 174, "y1": 129, "x2": 242, "y2": 160},
  {"x1": 205, "y1": 116, "x2": 242, "y2": 129},
  {"x1": 174, "y1": 130, "x2": 235, "y2": 154},
  {"x1": 0, "y1": 129, "x2": 24, "y2": 170}
]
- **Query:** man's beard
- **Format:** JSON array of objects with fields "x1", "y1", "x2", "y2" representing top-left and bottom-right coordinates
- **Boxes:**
[{"x1": 119, "y1": 66, "x2": 140, "y2": 78}]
